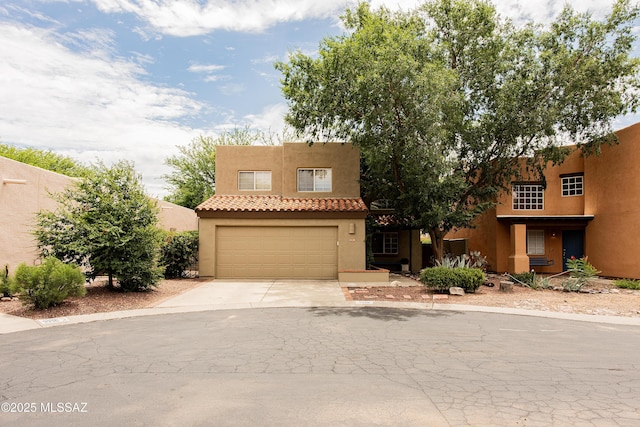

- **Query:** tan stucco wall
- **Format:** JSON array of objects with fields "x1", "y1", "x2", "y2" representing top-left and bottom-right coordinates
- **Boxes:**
[
  {"x1": 0, "y1": 156, "x2": 197, "y2": 272},
  {"x1": 215, "y1": 146, "x2": 283, "y2": 195},
  {"x1": 155, "y1": 199, "x2": 198, "y2": 232},
  {"x1": 582, "y1": 123, "x2": 640, "y2": 278},
  {"x1": 0, "y1": 156, "x2": 71, "y2": 271},
  {"x1": 215, "y1": 143, "x2": 361, "y2": 198},
  {"x1": 199, "y1": 217, "x2": 366, "y2": 278}
]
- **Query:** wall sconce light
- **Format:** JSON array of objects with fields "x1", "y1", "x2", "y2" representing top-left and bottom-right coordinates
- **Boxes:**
[
  {"x1": 3, "y1": 178, "x2": 27, "y2": 185},
  {"x1": 348, "y1": 223, "x2": 356, "y2": 234},
  {"x1": 551, "y1": 232, "x2": 557, "y2": 238}
]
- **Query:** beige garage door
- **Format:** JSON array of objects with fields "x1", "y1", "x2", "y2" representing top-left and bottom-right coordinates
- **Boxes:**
[{"x1": 216, "y1": 226, "x2": 338, "y2": 279}]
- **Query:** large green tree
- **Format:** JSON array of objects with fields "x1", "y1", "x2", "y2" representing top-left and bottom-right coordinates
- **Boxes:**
[
  {"x1": 164, "y1": 127, "x2": 294, "y2": 209},
  {"x1": 34, "y1": 161, "x2": 164, "y2": 291},
  {"x1": 276, "y1": 0, "x2": 640, "y2": 261}
]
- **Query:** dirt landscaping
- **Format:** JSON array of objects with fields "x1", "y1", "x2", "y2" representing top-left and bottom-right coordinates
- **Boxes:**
[
  {"x1": 0, "y1": 278, "x2": 205, "y2": 320},
  {"x1": 345, "y1": 274, "x2": 640, "y2": 318},
  {"x1": 1, "y1": 274, "x2": 639, "y2": 320}
]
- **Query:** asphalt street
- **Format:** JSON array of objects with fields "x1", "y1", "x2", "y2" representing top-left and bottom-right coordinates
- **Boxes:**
[{"x1": 1, "y1": 307, "x2": 639, "y2": 426}]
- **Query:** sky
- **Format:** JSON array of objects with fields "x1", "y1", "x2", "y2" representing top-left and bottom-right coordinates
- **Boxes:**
[{"x1": 1, "y1": 0, "x2": 639, "y2": 197}]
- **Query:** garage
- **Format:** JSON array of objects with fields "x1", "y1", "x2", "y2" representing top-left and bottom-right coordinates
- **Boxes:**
[{"x1": 215, "y1": 226, "x2": 338, "y2": 279}]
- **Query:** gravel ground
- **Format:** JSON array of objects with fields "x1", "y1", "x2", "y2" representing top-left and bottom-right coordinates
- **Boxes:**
[{"x1": 346, "y1": 274, "x2": 640, "y2": 317}]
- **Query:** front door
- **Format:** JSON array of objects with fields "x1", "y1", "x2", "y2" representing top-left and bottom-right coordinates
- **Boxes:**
[{"x1": 562, "y1": 230, "x2": 584, "y2": 271}]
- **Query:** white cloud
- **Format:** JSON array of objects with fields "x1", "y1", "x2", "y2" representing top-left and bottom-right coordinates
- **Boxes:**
[
  {"x1": 243, "y1": 103, "x2": 288, "y2": 132},
  {"x1": 187, "y1": 63, "x2": 225, "y2": 73},
  {"x1": 88, "y1": 0, "x2": 622, "y2": 37},
  {"x1": 0, "y1": 23, "x2": 204, "y2": 196},
  {"x1": 91, "y1": 0, "x2": 355, "y2": 36}
]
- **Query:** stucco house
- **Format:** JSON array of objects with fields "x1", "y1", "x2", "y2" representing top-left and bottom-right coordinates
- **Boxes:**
[
  {"x1": 447, "y1": 122, "x2": 640, "y2": 279},
  {"x1": 0, "y1": 156, "x2": 197, "y2": 272},
  {"x1": 195, "y1": 142, "x2": 374, "y2": 280}
]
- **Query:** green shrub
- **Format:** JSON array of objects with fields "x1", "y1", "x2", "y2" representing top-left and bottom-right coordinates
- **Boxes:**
[
  {"x1": 160, "y1": 231, "x2": 199, "y2": 279},
  {"x1": 13, "y1": 258, "x2": 86, "y2": 309},
  {"x1": 614, "y1": 279, "x2": 640, "y2": 290},
  {"x1": 420, "y1": 266, "x2": 485, "y2": 293}
]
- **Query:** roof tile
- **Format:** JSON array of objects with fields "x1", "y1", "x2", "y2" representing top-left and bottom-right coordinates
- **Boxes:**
[{"x1": 196, "y1": 195, "x2": 368, "y2": 213}]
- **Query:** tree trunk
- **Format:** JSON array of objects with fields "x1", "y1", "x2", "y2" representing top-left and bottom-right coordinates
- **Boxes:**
[
  {"x1": 108, "y1": 271, "x2": 114, "y2": 289},
  {"x1": 429, "y1": 227, "x2": 445, "y2": 264}
]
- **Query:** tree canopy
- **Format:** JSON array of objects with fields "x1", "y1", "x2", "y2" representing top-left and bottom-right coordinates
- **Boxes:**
[
  {"x1": 0, "y1": 143, "x2": 90, "y2": 177},
  {"x1": 34, "y1": 160, "x2": 164, "y2": 291},
  {"x1": 276, "y1": 0, "x2": 640, "y2": 260}
]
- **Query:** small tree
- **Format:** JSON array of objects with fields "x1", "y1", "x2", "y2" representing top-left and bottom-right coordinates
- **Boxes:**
[{"x1": 34, "y1": 160, "x2": 164, "y2": 291}]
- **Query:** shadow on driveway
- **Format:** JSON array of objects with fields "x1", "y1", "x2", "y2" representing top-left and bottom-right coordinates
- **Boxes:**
[{"x1": 307, "y1": 306, "x2": 459, "y2": 321}]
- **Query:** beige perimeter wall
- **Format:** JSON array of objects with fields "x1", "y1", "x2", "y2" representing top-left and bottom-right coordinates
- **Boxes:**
[{"x1": 1, "y1": 156, "x2": 197, "y2": 272}]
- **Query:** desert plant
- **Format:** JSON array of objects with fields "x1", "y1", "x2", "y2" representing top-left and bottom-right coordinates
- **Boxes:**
[
  {"x1": 437, "y1": 252, "x2": 488, "y2": 270},
  {"x1": 509, "y1": 271, "x2": 536, "y2": 287},
  {"x1": 1, "y1": 264, "x2": 13, "y2": 297},
  {"x1": 13, "y1": 258, "x2": 85, "y2": 309},
  {"x1": 420, "y1": 266, "x2": 485, "y2": 293},
  {"x1": 614, "y1": 278, "x2": 640, "y2": 290},
  {"x1": 533, "y1": 276, "x2": 553, "y2": 290},
  {"x1": 565, "y1": 256, "x2": 600, "y2": 290},
  {"x1": 161, "y1": 231, "x2": 199, "y2": 279}
]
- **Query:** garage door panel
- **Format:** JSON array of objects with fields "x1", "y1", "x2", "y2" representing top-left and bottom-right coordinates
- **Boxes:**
[{"x1": 215, "y1": 226, "x2": 338, "y2": 279}]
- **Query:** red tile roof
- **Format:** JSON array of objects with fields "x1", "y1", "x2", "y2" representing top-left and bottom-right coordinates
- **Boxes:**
[{"x1": 196, "y1": 195, "x2": 368, "y2": 213}]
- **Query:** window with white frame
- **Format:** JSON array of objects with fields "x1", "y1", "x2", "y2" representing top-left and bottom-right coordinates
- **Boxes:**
[
  {"x1": 561, "y1": 175, "x2": 583, "y2": 197},
  {"x1": 371, "y1": 232, "x2": 399, "y2": 255},
  {"x1": 238, "y1": 171, "x2": 271, "y2": 191},
  {"x1": 527, "y1": 230, "x2": 545, "y2": 255},
  {"x1": 512, "y1": 183, "x2": 544, "y2": 210},
  {"x1": 297, "y1": 168, "x2": 332, "y2": 192}
]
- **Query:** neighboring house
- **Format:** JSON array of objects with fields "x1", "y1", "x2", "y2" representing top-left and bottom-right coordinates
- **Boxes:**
[
  {"x1": 0, "y1": 156, "x2": 197, "y2": 272},
  {"x1": 447, "y1": 122, "x2": 640, "y2": 279},
  {"x1": 196, "y1": 142, "x2": 370, "y2": 280}
]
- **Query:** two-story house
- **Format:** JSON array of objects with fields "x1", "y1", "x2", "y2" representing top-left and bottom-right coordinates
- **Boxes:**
[
  {"x1": 448, "y1": 122, "x2": 640, "y2": 279},
  {"x1": 196, "y1": 142, "x2": 370, "y2": 280}
]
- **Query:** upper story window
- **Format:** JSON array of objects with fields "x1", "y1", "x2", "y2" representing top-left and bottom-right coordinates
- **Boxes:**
[
  {"x1": 297, "y1": 168, "x2": 332, "y2": 192},
  {"x1": 561, "y1": 174, "x2": 584, "y2": 197},
  {"x1": 238, "y1": 171, "x2": 271, "y2": 191},
  {"x1": 512, "y1": 183, "x2": 544, "y2": 210}
]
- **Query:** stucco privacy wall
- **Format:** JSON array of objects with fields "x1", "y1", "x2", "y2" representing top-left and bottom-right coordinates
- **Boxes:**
[
  {"x1": 0, "y1": 156, "x2": 70, "y2": 271},
  {"x1": 0, "y1": 156, "x2": 197, "y2": 272}
]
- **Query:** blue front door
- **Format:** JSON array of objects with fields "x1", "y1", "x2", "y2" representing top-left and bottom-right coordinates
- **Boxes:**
[{"x1": 562, "y1": 230, "x2": 584, "y2": 270}]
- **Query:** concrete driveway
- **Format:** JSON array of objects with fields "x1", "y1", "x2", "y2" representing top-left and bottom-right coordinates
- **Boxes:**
[{"x1": 155, "y1": 279, "x2": 350, "y2": 309}]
